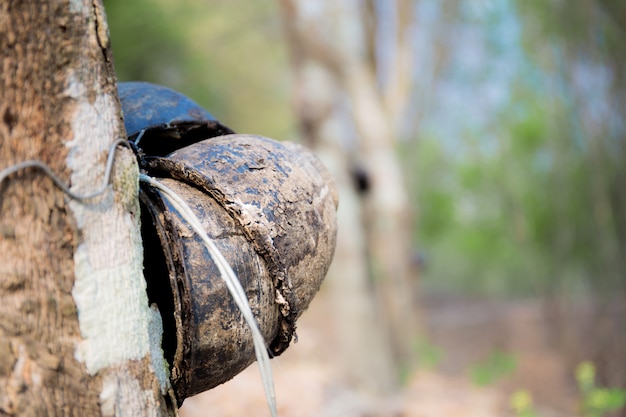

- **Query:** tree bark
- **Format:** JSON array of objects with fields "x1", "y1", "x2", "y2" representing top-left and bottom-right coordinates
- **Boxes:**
[{"x1": 0, "y1": 1, "x2": 174, "y2": 415}]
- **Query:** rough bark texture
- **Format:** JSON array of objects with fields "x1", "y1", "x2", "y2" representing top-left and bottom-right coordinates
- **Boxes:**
[{"x1": 0, "y1": 1, "x2": 173, "y2": 415}]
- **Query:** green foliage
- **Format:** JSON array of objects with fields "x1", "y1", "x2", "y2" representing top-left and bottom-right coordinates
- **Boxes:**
[
  {"x1": 417, "y1": 188, "x2": 454, "y2": 241},
  {"x1": 409, "y1": 1, "x2": 626, "y2": 300},
  {"x1": 508, "y1": 362, "x2": 626, "y2": 417},
  {"x1": 470, "y1": 350, "x2": 517, "y2": 386},
  {"x1": 576, "y1": 362, "x2": 626, "y2": 417},
  {"x1": 104, "y1": 0, "x2": 295, "y2": 139},
  {"x1": 104, "y1": 0, "x2": 185, "y2": 83},
  {"x1": 413, "y1": 338, "x2": 443, "y2": 370},
  {"x1": 510, "y1": 390, "x2": 538, "y2": 417}
]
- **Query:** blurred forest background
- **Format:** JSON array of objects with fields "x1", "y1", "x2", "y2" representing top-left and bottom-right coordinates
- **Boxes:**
[{"x1": 104, "y1": 0, "x2": 625, "y2": 416}]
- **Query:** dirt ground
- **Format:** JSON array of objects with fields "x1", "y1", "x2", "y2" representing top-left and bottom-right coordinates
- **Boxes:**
[{"x1": 179, "y1": 292, "x2": 588, "y2": 417}]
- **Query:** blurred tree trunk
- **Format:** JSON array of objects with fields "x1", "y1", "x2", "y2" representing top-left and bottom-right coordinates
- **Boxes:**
[
  {"x1": 0, "y1": 1, "x2": 174, "y2": 415},
  {"x1": 279, "y1": 0, "x2": 420, "y2": 391}
]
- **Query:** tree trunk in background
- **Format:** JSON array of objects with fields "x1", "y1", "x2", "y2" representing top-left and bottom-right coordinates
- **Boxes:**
[
  {"x1": 0, "y1": 1, "x2": 174, "y2": 415},
  {"x1": 282, "y1": 59, "x2": 398, "y2": 391},
  {"x1": 279, "y1": 0, "x2": 420, "y2": 391}
]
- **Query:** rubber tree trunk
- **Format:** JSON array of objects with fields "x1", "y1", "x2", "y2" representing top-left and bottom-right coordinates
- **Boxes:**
[
  {"x1": 279, "y1": 0, "x2": 420, "y2": 391},
  {"x1": 0, "y1": 1, "x2": 174, "y2": 415}
]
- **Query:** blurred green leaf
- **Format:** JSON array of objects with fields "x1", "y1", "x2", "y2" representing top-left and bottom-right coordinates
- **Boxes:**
[
  {"x1": 577, "y1": 361, "x2": 597, "y2": 394},
  {"x1": 510, "y1": 389, "x2": 537, "y2": 417},
  {"x1": 413, "y1": 338, "x2": 443, "y2": 369},
  {"x1": 576, "y1": 361, "x2": 626, "y2": 417},
  {"x1": 470, "y1": 350, "x2": 517, "y2": 386}
]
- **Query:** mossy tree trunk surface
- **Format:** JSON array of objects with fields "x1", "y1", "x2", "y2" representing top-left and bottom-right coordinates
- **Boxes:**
[{"x1": 0, "y1": 1, "x2": 174, "y2": 416}]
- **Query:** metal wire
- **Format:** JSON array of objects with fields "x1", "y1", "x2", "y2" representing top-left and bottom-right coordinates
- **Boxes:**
[{"x1": 0, "y1": 138, "x2": 131, "y2": 202}]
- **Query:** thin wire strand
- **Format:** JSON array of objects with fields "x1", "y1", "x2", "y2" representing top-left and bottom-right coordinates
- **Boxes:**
[
  {"x1": 133, "y1": 129, "x2": 146, "y2": 147},
  {"x1": 0, "y1": 138, "x2": 131, "y2": 202},
  {"x1": 139, "y1": 174, "x2": 278, "y2": 417}
]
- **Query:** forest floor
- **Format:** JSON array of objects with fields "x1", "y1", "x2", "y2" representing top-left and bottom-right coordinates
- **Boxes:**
[{"x1": 180, "y1": 292, "x2": 585, "y2": 417}]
